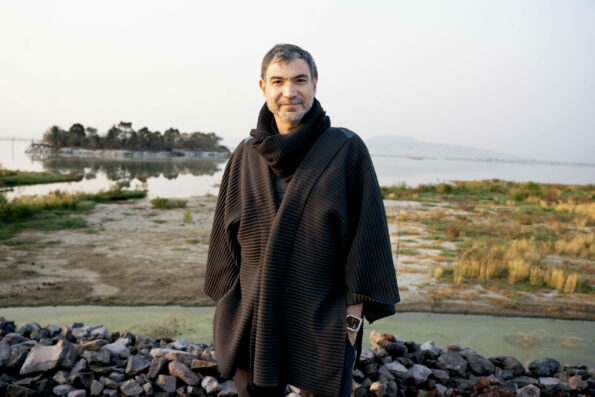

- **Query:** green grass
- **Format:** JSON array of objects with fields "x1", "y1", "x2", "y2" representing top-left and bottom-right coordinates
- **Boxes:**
[
  {"x1": 185, "y1": 239, "x2": 199, "y2": 244},
  {"x1": 0, "y1": 188, "x2": 145, "y2": 240},
  {"x1": 171, "y1": 247, "x2": 189, "y2": 252},
  {"x1": 399, "y1": 249, "x2": 419, "y2": 255},
  {"x1": 0, "y1": 169, "x2": 82, "y2": 187},
  {"x1": 150, "y1": 197, "x2": 187, "y2": 209}
]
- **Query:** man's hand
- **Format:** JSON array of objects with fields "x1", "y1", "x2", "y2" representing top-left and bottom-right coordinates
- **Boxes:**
[{"x1": 346, "y1": 303, "x2": 363, "y2": 346}]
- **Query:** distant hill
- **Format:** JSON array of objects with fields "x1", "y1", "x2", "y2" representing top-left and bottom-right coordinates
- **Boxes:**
[{"x1": 365, "y1": 135, "x2": 524, "y2": 161}]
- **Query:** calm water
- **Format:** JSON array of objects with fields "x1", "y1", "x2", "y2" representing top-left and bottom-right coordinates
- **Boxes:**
[
  {"x1": 3, "y1": 306, "x2": 594, "y2": 367},
  {"x1": 1, "y1": 139, "x2": 593, "y2": 199}
]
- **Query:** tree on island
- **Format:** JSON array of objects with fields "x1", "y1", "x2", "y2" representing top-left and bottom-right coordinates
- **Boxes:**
[{"x1": 43, "y1": 122, "x2": 229, "y2": 153}]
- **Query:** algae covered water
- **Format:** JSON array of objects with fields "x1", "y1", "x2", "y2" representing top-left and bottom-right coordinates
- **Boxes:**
[{"x1": 3, "y1": 306, "x2": 593, "y2": 367}]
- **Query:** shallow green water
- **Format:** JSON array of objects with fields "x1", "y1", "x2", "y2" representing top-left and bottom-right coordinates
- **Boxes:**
[{"x1": 2, "y1": 306, "x2": 593, "y2": 367}]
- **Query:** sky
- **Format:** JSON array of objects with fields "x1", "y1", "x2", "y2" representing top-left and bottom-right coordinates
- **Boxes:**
[{"x1": 0, "y1": 0, "x2": 593, "y2": 163}]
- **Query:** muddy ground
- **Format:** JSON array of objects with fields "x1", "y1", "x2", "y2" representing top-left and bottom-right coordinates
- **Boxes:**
[{"x1": 0, "y1": 197, "x2": 593, "y2": 320}]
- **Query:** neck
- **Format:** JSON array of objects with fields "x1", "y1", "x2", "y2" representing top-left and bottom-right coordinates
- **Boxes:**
[{"x1": 274, "y1": 116, "x2": 302, "y2": 135}]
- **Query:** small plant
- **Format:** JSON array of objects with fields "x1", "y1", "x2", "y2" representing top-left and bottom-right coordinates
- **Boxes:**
[
  {"x1": 182, "y1": 208, "x2": 193, "y2": 223},
  {"x1": 150, "y1": 197, "x2": 187, "y2": 209}
]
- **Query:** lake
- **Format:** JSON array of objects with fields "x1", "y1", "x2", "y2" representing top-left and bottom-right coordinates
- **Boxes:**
[
  {"x1": 1, "y1": 139, "x2": 593, "y2": 200},
  {"x1": 3, "y1": 306, "x2": 594, "y2": 367}
]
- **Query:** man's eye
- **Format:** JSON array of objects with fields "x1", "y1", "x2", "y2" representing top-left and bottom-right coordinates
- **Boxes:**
[{"x1": 272, "y1": 80, "x2": 282, "y2": 85}]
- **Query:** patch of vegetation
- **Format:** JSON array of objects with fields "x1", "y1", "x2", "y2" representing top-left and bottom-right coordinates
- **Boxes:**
[
  {"x1": 137, "y1": 314, "x2": 190, "y2": 339},
  {"x1": 182, "y1": 208, "x2": 193, "y2": 223},
  {"x1": 150, "y1": 197, "x2": 187, "y2": 209},
  {"x1": 0, "y1": 169, "x2": 82, "y2": 187},
  {"x1": 383, "y1": 180, "x2": 595, "y2": 295},
  {"x1": 152, "y1": 219, "x2": 167, "y2": 224},
  {"x1": 185, "y1": 239, "x2": 199, "y2": 244},
  {"x1": 399, "y1": 249, "x2": 419, "y2": 255},
  {"x1": 171, "y1": 247, "x2": 189, "y2": 251},
  {"x1": 0, "y1": 188, "x2": 145, "y2": 240}
]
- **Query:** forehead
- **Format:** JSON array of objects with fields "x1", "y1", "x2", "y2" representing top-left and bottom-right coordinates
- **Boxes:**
[{"x1": 264, "y1": 58, "x2": 311, "y2": 80}]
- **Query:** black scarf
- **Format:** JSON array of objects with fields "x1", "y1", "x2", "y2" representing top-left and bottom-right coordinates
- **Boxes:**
[{"x1": 250, "y1": 98, "x2": 331, "y2": 178}]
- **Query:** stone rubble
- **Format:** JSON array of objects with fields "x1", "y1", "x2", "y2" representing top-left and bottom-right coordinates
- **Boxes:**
[{"x1": 0, "y1": 316, "x2": 593, "y2": 396}]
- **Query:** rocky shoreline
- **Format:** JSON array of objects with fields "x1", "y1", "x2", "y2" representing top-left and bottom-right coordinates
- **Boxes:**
[
  {"x1": 1, "y1": 317, "x2": 593, "y2": 397},
  {"x1": 25, "y1": 145, "x2": 229, "y2": 160}
]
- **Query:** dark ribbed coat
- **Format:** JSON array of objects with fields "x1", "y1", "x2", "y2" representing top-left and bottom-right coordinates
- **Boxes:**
[{"x1": 203, "y1": 126, "x2": 400, "y2": 396}]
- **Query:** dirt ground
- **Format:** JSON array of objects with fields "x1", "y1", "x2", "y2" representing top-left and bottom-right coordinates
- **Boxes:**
[{"x1": 1, "y1": 197, "x2": 593, "y2": 320}]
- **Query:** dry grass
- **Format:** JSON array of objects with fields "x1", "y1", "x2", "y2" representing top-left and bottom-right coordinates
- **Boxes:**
[
  {"x1": 460, "y1": 289, "x2": 480, "y2": 301},
  {"x1": 433, "y1": 268, "x2": 444, "y2": 280}
]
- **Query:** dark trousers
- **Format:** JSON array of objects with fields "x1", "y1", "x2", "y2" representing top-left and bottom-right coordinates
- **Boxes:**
[{"x1": 235, "y1": 336, "x2": 357, "y2": 397}]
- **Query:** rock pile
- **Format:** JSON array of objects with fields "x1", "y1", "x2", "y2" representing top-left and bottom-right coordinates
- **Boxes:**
[{"x1": 1, "y1": 317, "x2": 593, "y2": 396}]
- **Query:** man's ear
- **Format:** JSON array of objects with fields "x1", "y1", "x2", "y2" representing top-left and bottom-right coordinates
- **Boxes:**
[
  {"x1": 313, "y1": 76, "x2": 318, "y2": 95},
  {"x1": 259, "y1": 79, "x2": 266, "y2": 97}
]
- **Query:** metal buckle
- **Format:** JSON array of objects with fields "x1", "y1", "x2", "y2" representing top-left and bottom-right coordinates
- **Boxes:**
[{"x1": 346, "y1": 314, "x2": 362, "y2": 332}]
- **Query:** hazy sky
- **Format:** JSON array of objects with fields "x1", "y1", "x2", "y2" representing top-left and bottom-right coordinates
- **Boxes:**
[{"x1": 1, "y1": 0, "x2": 593, "y2": 163}]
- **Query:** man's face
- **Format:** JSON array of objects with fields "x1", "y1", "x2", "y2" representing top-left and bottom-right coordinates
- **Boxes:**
[{"x1": 259, "y1": 58, "x2": 318, "y2": 125}]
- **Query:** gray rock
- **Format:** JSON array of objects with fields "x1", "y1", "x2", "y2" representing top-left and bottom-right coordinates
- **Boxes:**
[
  {"x1": 90, "y1": 327, "x2": 108, "y2": 339},
  {"x1": 466, "y1": 353, "x2": 495, "y2": 376},
  {"x1": 80, "y1": 340, "x2": 108, "y2": 352},
  {"x1": 6, "y1": 384, "x2": 39, "y2": 397},
  {"x1": 125, "y1": 355, "x2": 151, "y2": 376},
  {"x1": 516, "y1": 384, "x2": 540, "y2": 397},
  {"x1": 53, "y1": 370, "x2": 70, "y2": 384},
  {"x1": 201, "y1": 376, "x2": 220, "y2": 395},
  {"x1": 358, "y1": 347, "x2": 375, "y2": 364},
  {"x1": 219, "y1": 380, "x2": 236, "y2": 397},
  {"x1": 53, "y1": 384, "x2": 77, "y2": 396},
  {"x1": 108, "y1": 373, "x2": 126, "y2": 382},
  {"x1": 435, "y1": 383, "x2": 448, "y2": 395},
  {"x1": 420, "y1": 340, "x2": 443, "y2": 356},
  {"x1": 102, "y1": 388, "x2": 118, "y2": 397},
  {"x1": 490, "y1": 356, "x2": 526, "y2": 376},
  {"x1": 99, "y1": 376, "x2": 120, "y2": 390},
  {"x1": 369, "y1": 381, "x2": 387, "y2": 396},
  {"x1": 82, "y1": 348, "x2": 111, "y2": 365},
  {"x1": 45, "y1": 324, "x2": 62, "y2": 337},
  {"x1": 6, "y1": 344, "x2": 28, "y2": 370},
  {"x1": 20, "y1": 340, "x2": 74, "y2": 375},
  {"x1": 0, "y1": 340, "x2": 12, "y2": 366},
  {"x1": 431, "y1": 368, "x2": 450, "y2": 384},
  {"x1": 437, "y1": 351, "x2": 467, "y2": 377},
  {"x1": 143, "y1": 382, "x2": 154, "y2": 396},
  {"x1": 190, "y1": 359, "x2": 217, "y2": 371},
  {"x1": 3, "y1": 333, "x2": 28, "y2": 346},
  {"x1": 187, "y1": 386, "x2": 205, "y2": 397},
  {"x1": 528, "y1": 357, "x2": 560, "y2": 377},
  {"x1": 90, "y1": 380, "x2": 103, "y2": 396},
  {"x1": 103, "y1": 342, "x2": 130, "y2": 359},
  {"x1": 453, "y1": 378, "x2": 471, "y2": 395},
  {"x1": 156, "y1": 374, "x2": 177, "y2": 393},
  {"x1": 150, "y1": 348, "x2": 199, "y2": 366},
  {"x1": 16, "y1": 322, "x2": 41, "y2": 338},
  {"x1": 169, "y1": 360, "x2": 199, "y2": 386},
  {"x1": 364, "y1": 362, "x2": 378, "y2": 376},
  {"x1": 409, "y1": 364, "x2": 432, "y2": 385},
  {"x1": 67, "y1": 390, "x2": 86, "y2": 397},
  {"x1": 120, "y1": 379, "x2": 143, "y2": 396},
  {"x1": 512, "y1": 376, "x2": 539, "y2": 388},
  {"x1": 377, "y1": 365, "x2": 396, "y2": 381},
  {"x1": 148, "y1": 356, "x2": 170, "y2": 379},
  {"x1": 385, "y1": 361, "x2": 410, "y2": 382},
  {"x1": 539, "y1": 377, "x2": 561, "y2": 387}
]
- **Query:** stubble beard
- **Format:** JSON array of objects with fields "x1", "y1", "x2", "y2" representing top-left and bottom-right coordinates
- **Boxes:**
[{"x1": 267, "y1": 96, "x2": 314, "y2": 123}]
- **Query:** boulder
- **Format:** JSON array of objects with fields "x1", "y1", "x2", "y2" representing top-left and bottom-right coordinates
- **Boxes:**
[
  {"x1": 437, "y1": 351, "x2": 468, "y2": 377},
  {"x1": 156, "y1": 374, "x2": 177, "y2": 393},
  {"x1": 150, "y1": 348, "x2": 199, "y2": 366},
  {"x1": 528, "y1": 358, "x2": 560, "y2": 377},
  {"x1": 125, "y1": 355, "x2": 151, "y2": 376},
  {"x1": 490, "y1": 356, "x2": 526, "y2": 376},
  {"x1": 568, "y1": 375, "x2": 587, "y2": 391},
  {"x1": 466, "y1": 353, "x2": 495, "y2": 376},
  {"x1": 66, "y1": 390, "x2": 86, "y2": 397},
  {"x1": 20, "y1": 340, "x2": 75, "y2": 375},
  {"x1": 516, "y1": 384, "x2": 540, "y2": 397},
  {"x1": 3, "y1": 333, "x2": 28, "y2": 346},
  {"x1": 6, "y1": 384, "x2": 39, "y2": 397},
  {"x1": 16, "y1": 323, "x2": 41, "y2": 338},
  {"x1": 409, "y1": 364, "x2": 432, "y2": 385},
  {"x1": 420, "y1": 340, "x2": 443, "y2": 356},
  {"x1": 169, "y1": 360, "x2": 199, "y2": 386},
  {"x1": 219, "y1": 380, "x2": 236, "y2": 397},
  {"x1": 201, "y1": 376, "x2": 220, "y2": 395},
  {"x1": 369, "y1": 381, "x2": 387, "y2": 396},
  {"x1": 148, "y1": 356, "x2": 170, "y2": 379},
  {"x1": 120, "y1": 379, "x2": 143, "y2": 396},
  {"x1": 89, "y1": 379, "x2": 103, "y2": 396},
  {"x1": 53, "y1": 384, "x2": 76, "y2": 396},
  {"x1": 0, "y1": 340, "x2": 11, "y2": 366}
]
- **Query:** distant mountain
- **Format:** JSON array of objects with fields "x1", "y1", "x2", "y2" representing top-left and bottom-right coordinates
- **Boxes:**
[{"x1": 365, "y1": 135, "x2": 524, "y2": 161}]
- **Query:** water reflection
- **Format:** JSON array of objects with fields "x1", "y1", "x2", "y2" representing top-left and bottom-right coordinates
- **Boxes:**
[{"x1": 41, "y1": 157, "x2": 223, "y2": 183}]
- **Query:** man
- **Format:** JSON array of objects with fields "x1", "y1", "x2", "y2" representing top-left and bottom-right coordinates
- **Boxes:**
[{"x1": 204, "y1": 44, "x2": 399, "y2": 397}]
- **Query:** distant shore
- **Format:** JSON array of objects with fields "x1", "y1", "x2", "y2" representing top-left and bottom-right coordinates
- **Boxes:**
[{"x1": 25, "y1": 144, "x2": 230, "y2": 160}]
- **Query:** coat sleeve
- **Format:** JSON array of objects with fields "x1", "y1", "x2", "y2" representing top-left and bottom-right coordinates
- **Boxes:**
[
  {"x1": 203, "y1": 146, "x2": 242, "y2": 302},
  {"x1": 343, "y1": 137, "x2": 400, "y2": 323}
]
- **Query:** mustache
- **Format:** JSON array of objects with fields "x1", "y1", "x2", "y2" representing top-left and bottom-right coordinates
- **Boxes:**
[{"x1": 278, "y1": 98, "x2": 304, "y2": 105}]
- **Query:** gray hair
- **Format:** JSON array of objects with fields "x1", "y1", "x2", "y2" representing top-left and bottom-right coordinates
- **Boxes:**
[{"x1": 261, "y1": 44, "x2": 318, "y2": 80}]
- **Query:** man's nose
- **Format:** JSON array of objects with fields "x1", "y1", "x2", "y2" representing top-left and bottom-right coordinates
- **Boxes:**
[{"x1": 282, "y1": 82, "x2": 297, "y2": 97}]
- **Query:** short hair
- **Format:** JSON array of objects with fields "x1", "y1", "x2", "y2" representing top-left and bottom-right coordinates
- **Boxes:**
[{"x1": 261, "y1": 44, "x2": 318, "y2": 81}]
